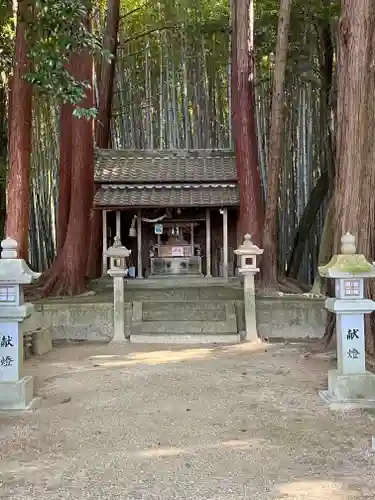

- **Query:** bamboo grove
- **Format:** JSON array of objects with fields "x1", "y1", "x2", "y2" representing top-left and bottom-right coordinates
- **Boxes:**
[{"x1": 20, "y1": 0, "x2": 336, "y2": 289}]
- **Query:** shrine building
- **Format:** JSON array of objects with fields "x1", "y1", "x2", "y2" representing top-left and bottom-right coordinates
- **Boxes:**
[{"x1": 93, "y1": 149, "x2": 240, "y2": 279}]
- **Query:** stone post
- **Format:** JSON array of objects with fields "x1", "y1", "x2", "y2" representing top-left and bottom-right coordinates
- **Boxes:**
[
  {"x1": 318, "y1": 232, "x2": 375, "y2": 408},
  {"x1": 0, "y1": 237, "x2": 41, "y2": 410},
  {"x1": 106, "y1": 236, "x2": 131, "y2": 343},
  {"x1": 234, "y1": 234, "x2": 263, "y2": 342}
]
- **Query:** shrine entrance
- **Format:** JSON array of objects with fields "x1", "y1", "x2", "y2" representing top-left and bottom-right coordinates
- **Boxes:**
[{"x1": 93, "y1": 150, "x2": 240, "y2": 279}]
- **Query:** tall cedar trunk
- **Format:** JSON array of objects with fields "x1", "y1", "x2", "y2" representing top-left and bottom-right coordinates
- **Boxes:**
[
  {"x1": 96, "y1": 0, "x2": 120, "y2": 148},
  {"x1": 86, "y1": 0, "x2": 120, "y2": 279},
  {"x1": 231, "y1": 0, "x2": 263, "y2": 246},
  {"x1": 325, "y1": 0, "x2": 375, "y2": 354},
  {"x1": 56, "y1": 102, "x2": 73, "y2": 252},
  {"x1": 319, "y1": 9, "x2": 335, "y2": 193},
  {"x1": 332, "y1": 2, "x2": 368, "y2": 241},
  {"x1": 261, "y1": 0, "x2": 291, "y2": 288},
  {"x1": 6, "y1": 0, "x2": 32, "y2": 259},
  {"x1": 0, "y1": 86, "x2": 7, "y2": 241},
  {"x1": 41, "y1": 40, "x2": 94, "y2": 296}
]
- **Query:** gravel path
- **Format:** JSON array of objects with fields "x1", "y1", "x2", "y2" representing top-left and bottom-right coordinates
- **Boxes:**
[{"x1": 0, "y1": 342, "x2": 374, "y2": 500}]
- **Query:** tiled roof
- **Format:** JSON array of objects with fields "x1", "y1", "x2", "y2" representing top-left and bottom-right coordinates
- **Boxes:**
[
  {"x1": 94, "y1": 184, "x2": 239, "y2": 208},
  {"x1": 94, "y1": 149, "x2": 237, "y2": 183}
]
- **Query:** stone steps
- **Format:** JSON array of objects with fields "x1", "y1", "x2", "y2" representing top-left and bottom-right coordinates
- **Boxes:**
[
  {"x1": 130, "y1": 333, "x2": 241, "y2": 344},
  {"x1": 122, "y1": 287, "x2": 243, "y2": 303},
  {"x1": 130, "y1": 300, "x2": 240, "y2": 344},
  {"x1": 132, "y1": 320, "x2": 236, "y2": 334},
  {"x1": 92, "y1": 276, "x2": 241, "y2": 290},
  {"x1": 142, "y1": 301, "x2": 227, "y2": 322}
]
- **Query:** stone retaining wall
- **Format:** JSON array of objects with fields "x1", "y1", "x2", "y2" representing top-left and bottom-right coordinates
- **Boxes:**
[
  {"x1": 23, "y1": 295, "x2": 326, "y2": 344},
  {"x1": 237, "y1": 295, "x2": 326, "y2": 340}
]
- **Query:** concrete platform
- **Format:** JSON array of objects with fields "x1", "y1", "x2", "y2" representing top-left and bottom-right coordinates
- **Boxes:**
[
  {"x1": 319, "y1": 369, "x2": 375, "y2": 410},
  {"x1": 319, "y1": 390, "x2": 375, "y2": 410},
  {"x1": 0, "y1": 376, "x2": 40, "y2": 412}
]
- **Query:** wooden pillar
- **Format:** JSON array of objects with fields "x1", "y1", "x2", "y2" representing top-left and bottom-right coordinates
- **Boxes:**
[
  {"x1": 137, "y1": 210, "x2": 143, "y2": 278},
  {"x1": 223, "y1": 208, "x2": 228, "y2": 280},
  {"x1": 190, "y1": 223, "x2": 194, "y2": 255},
  {"x1": 116, "y1": 211, "x2": 121, "y2": 239},
  {"x1": 102, "y1": 210, "x2": 108, "y2": 276},
  {"x1": 206, "y1": 208, "x2": 211, "y2": 277}
]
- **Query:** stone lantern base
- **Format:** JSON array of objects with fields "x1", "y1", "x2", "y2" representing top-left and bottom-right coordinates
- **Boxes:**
[
  {"x1": 0, "y1": 376, "x2": 39, "y2": 411},
  {"x1": 319, "y1": 369, "x2": 375, "y2": 410}
]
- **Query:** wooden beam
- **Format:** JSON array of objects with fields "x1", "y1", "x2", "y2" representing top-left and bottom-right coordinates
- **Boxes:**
[
  {"x1": 137, "y1": 210, "x2": 143, "y2": 278},
  {"x1": 102, "y1": 210, "x2": 108, "y2": 276},
  {"x1": 190, "y1": 222, "x2": 194, "y2": 255},
  {"x1": 223, "y1": 208, "x2": 228, "y2": 280},
  {"x1": 116, "y1": 210, "x2": 121, "y2": 239},
  {"x1": 206, "y1": 208, "x2": 211, "y2": 277}
]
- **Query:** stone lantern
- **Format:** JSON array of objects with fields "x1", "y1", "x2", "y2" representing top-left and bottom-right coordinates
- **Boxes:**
[
  {"x1": 106, "y1": 236, "x2": 131, "y2": 343},
  {"x1": 106, "y1": 235, "x2": 130, "y2": 270},
  {"x1": 0, "y1": 237, "x2": 41, "y2": 410},
  {"x1": 234, "y1": 234, "x2": 263, "y2": 342},
  {"x1": 318, "y1": 232, "x2": 375, "y2": 408}
]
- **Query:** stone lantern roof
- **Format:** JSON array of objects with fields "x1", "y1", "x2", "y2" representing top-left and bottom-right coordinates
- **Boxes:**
[
  {"x1": 319, "y1": 232, "x2": 375, "y2": 278},
  {"x1": 0, "y1": 237, "x2": 41, "y2": 284},
  {"x1": 105, "y1": 236, "x2": 131, "y2": 260},
  {"x1": 234, "y1": 234, "x2": 263, "y2": 257}
]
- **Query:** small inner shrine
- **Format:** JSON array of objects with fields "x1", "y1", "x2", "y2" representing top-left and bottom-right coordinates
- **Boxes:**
[
  {"x1": 93, "y1": 149, "x2": 240, "y2": 279},
  {"x1": 151, "y1": 221, "x2": 203, "y2": 276}
]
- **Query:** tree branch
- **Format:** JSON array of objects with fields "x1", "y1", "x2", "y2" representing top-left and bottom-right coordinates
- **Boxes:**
[
  {"x1": 119, "y1": 24, "x2": 179, "y2": 47},
  {"x1": 119, "y1": 2, "x2": 150, "y2": 22}
]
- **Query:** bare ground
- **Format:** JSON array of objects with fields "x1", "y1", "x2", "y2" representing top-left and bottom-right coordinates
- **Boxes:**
[{"x1": 0, "y1": 342, "x2": 374, "y2": 500}]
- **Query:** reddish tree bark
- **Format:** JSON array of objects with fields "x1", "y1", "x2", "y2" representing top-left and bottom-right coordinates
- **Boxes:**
[
  {"x1": 261, "y1": 0, "x2": 291, "y2": 289},
  {"x1": 56, "y1": 102, "x2": 73, "y2": 252},
  {"x1": 231, "y1": 0, "x2": 263, "y2": 246},
  {"x1": 324, "y1": 0, "x2": 375, "y2": 355},
  {"x1": 6, "y1": 0, "x2": 32, "y2": 259},
  {"x1": 96, "y1": 0, "x2": 120, "y2": 148},
  {"x1": 0, "y1": 86, "x2": 8, "y2": 241},
  {"x1": 41, "y1": 46, "x2": 94, "y2": 296},
  {"x1": 86, "y1": 0, "x2": 120, "y2": 278}
]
